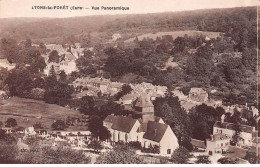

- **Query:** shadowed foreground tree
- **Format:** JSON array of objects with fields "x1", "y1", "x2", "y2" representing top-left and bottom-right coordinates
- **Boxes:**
[
  {"x1": 5, "y1": 118, "x2": 17, "y2": 127},
  {"x1": 17, "y1": 146, "x2": 91, "y2": 164},
  {"x1": 51, "y1": 120, "x2": 66, "y2": 130},
  {"x1": 244, "y1": 151, "x2": 259, "y2": 164},
  {"x1": 171, "y1": 147, "x2": 191, "y2": 164},
  {"x1": 195, "y1": 155, "x2": 211, "y2": 164},
  {"x1": 88, "y1": 140, "x2": 103, "y2": 153},
  {"x1": 88, "y1": 115, "x2": 111, "y2": 141},
  {"x1": 217, "y1": 157, "x2": 238, "y2": 164},
  {"x1": 96, "y1": 145, "x2": 145, "y2": 164}
]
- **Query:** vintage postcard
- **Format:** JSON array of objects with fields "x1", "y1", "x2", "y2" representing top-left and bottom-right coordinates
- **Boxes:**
[{"x1": 0, "y1": 0, "x2": 259, "y2": 165}]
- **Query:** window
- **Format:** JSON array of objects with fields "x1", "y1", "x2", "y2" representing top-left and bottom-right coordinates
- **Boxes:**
[
  {"x1": 221, "y1": 143, "x2": 223, "y2": 147},
  {"x1": 125, "y1": 133, "x2": 128, "y2": 142},
  {"x1": 167, "y1": 149, "x2": 171, "y2": 154}
]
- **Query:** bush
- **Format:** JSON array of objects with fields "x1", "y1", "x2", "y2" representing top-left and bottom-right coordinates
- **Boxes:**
[
  {"x1": 217, "y1": 157, "x2": 238, "y2": 164},
  {"x1": 171, "y1": 147, "x2": 191, "y2": 164},
  {"x1": 195, "y1": 155, "x2": 211, "y2": 164},
  {"x1": 128, "y1": 141, "x2": 142, "y2": 150},
  {"x1": 141, "y1": 145, "x2": 160, "y2": 154}
]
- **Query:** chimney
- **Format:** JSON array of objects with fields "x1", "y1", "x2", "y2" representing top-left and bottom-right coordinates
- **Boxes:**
[
  {"x1": 210, "y1": 135, "x2": 214, "y2": 141},
  {"x1": 221, "y1": 114, "x2": 225, "y2": 123}
]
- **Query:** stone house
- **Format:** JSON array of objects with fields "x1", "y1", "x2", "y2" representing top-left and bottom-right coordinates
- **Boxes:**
[{"x1": 206, "y1": 133, "x2": 231, "y2": 156}]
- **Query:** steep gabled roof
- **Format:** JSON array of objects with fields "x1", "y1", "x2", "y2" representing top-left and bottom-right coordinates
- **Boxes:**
[
  {"x1": 104, "y1": 115, "x2": 115, "y2": 123},
  {"x1": 111, "y1": 116, "x2": 137, "y2": 133},
  {"x1": 138, "y1": 123, "x2": 147, "y2": 132},
  {"x1": 65, "y1": 53, "x2": 77, "y2": 61},
  {"x1": 143, "y1": 121, "x2": 168, "y2": 143}
]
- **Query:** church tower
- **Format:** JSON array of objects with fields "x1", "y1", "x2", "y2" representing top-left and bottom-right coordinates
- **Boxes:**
[{"x1": 135, "y1": 95, "x2": 154, "y2": 123}]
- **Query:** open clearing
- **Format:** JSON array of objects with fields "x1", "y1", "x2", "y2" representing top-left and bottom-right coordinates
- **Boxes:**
[
  {"x1": 0, "y1": 97, "x2": 84, "y2": 129},
  {"x1": 124, "y1": 30, "x2": 220, "y2": 43}
]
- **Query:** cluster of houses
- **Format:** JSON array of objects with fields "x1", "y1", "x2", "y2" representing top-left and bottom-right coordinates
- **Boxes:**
[
  {"x1": 172, "y1": 87, "x2": 258, "y2": 117},
  {"x1": 43, "y1": 43, "x2": 86, "y2": 75},
  {"x1": 103, "y1": 95, "x2": 179, "y2": 156},
  {"x1": 191, "y1": 115, "x2": 259, "y2": 163},
  {"x1": 72, "y1": 77, "x2": 123, "y2": 97},
  {"x1": 118, "y1": 83, "x2": 167, "y2": 110},
  {"x1": 71, "y1": 77, "x2": 168, "y2": 102}
]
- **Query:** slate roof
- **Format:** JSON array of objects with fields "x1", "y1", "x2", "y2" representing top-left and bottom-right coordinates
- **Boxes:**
[
  {"x1": 65, "y1": 53, "x2": 77, "y2": 61},
  {"x1": 214, "y1": 121, "x2": 256, "y2": 134},
  {"x1": 191, "y1": 139, "x2": 206, "y2": 149},
  {"x1": 104, "y1": 115, "x2": 115, "y2": 124},
  {"x1": 209, "y1": 133, "x2": 231, "y2": 141},
  {"x1": 143, "y1": 121, "x2": 168, "y2": 143},
  {"x1": 138, "y1": 123, "x2": 147, "y2": 132},
  {"x1": 138, "y1": 116, "x2": 163, "y2": 132},
  {"x1": 110, "y1": 116, "x2": 137, "y2": 133}
]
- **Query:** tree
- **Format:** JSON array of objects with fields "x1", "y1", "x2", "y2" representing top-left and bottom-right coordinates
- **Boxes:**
[
  {"x1": 244, "y1": 151, "x2": 258, "y2": 164},
  {"x1": 33, "y1": 122, "x2": 44, "y2": 130},
  {"x1": 78, "y1": 96, "x2": 96, "y2": 115},
  {"x1": 195, "y1": 155, "x2": 211, "y2": 164},
  {"x1": 115, "y1": 84, "x2": 132, "y2": 100},
  {"x1": 39, "y1": 42, "x2": 47, "y2": 54},
  {"x1": 217, "y1": 157, "x2": 238, "y2": 164},
  {"x1": 24, "y1": 39, "x2": 32, "y2": 48},
  {"x1": 0, "y1": 38, "x2": 19, "y2": 63},
  {"x1": 88, "y1": 140, "x2": 103, "y2": 152},
  {"x1": 0, "y1": 141, "x2": 19, "y2": 163},
  {"x1": 59, "y1": 70, "x2": 67, "y2": 82},
  {"x1": 5, "y1": 118, "x2": 17, "y2": 127},
  {"x1": 48, "y1": 50, "x2": 59, "y2": 63},
  {"x1": 171, "y1": 147, "x2": 191, "y2": 164},
  {"x1": 96, "y1": 145, "x2": 144, "y2": 164},
  {"x1": 51, "y1": 120, "x2": 66, "y2": 130},
  {"x1": 19, "y1": 146, "x2": 91, "y2": 164},
  {"x1": 88, "y1": 115, "x2": 111, "y2": 141},
  {"x1": 49, "y1": 65, "x2": 56, "y2": 77}
]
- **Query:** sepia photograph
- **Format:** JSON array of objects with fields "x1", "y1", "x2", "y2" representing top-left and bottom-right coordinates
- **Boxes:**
[{"x1": 0, "y1": 0, "x2": 259, "y2": 164}]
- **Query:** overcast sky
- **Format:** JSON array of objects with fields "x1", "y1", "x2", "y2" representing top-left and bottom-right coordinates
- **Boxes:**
[{"x1": 0, "y1": 0, "x2": 258, "y2": 18}]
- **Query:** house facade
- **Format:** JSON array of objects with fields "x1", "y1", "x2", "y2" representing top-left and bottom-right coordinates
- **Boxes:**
[
  {"x1": 206, "y1": 133, "x2": 231, "y2": 156},
  {"x1": 213, "y1": 121, "x2": 258, "y2": 147}
]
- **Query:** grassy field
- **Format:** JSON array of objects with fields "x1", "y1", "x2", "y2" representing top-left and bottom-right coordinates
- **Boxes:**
[
  {"x1": 124, "y1": 30, "x2": 220, "y2": 43},
  {"x1": 0, "y1": 97, "x2": 84, "y2": 129}
]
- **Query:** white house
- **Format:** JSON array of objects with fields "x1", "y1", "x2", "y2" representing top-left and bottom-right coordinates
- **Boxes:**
[
  {"x1": 213, "y1": 120, "x2": 258, "y2": 147},
  {"x1": 103, "y1": 94, "x2": 179, "y2": 156}
]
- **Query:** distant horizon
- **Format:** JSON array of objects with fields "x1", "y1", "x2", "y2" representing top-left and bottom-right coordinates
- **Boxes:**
[
  {"x1": 0, "y1": 0, "x2": 258, "y2": 18},
  {"x1": 0, "y1": 5, "x2": 258, "y2": 20}
]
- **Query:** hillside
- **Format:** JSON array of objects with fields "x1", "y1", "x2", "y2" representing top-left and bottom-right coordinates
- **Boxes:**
[
  {"x1": 0, "y1": 6, "x2": 256, "y2": 44},
  {"x1": 0, "y1": 97, "x2": 84, "y2": 129}
]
